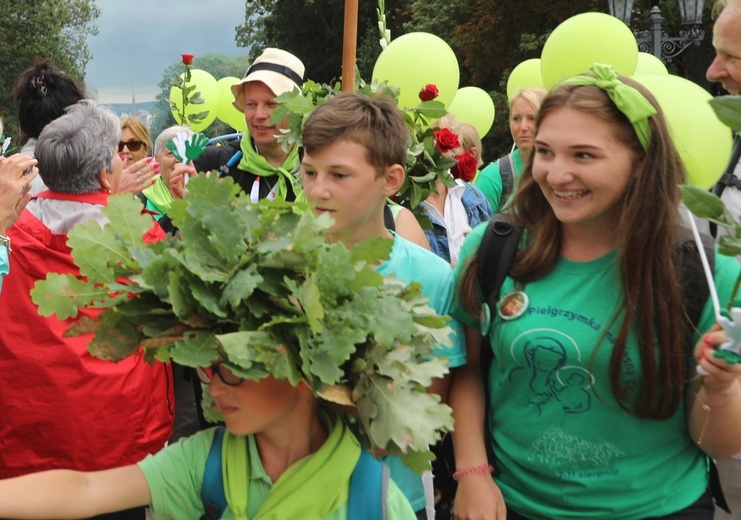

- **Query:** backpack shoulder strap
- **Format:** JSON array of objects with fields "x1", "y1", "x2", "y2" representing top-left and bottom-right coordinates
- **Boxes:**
[
  {"x1": 475, "y1": 213, "x2": 522, "y2": 469},
  {"x1": 201, "y1": 427, "x2": 227, "y2": 520},
  {"x1": 348, "y1": 450, "x2": 386, "y2": 520},
  {"x1": 477, "y1": 213, "x2": 522, "y2": 308},
  {"x1": 711, "y1": 134, "x2": 741, "y2": 237},
  {"x1": 383, "y1": 203, "x2": 396, "y2": 232},
  {"x1": 674, "y1": 226, "x2": 715, "y2": 332},
  {"x1": 497, "y1": 154, "x2": 515, "y2": 209}
]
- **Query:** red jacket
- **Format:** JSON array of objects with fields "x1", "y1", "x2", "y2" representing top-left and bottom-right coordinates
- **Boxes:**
[{"x1": 0, "y1": 191, "x2": 173, "y2": 478}]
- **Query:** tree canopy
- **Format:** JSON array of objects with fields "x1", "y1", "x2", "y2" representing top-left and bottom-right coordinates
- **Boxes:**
[
  {"x1": 0, "y1": 0, "x2": 99, "y2": 139},
  {"x1": 235, "y1": 0, "x2": 411, "y2": 84}
]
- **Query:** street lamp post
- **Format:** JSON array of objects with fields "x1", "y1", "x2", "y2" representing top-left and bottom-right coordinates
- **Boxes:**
[{"x1": 607, "y1": 0, "x2": 705, "y2": 63}]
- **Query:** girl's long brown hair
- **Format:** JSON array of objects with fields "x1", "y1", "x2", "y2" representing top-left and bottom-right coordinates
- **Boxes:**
[{"x1": 460, "y1": 78, "x2": 689, "y2": 419}]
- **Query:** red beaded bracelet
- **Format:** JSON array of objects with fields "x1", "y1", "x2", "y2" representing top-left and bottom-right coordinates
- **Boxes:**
[{"x1": 452, "y1": 464, "x2": 494, "y2": 481}]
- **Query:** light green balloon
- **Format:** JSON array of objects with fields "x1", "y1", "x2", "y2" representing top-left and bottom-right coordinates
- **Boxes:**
[
  {"x1": 216, "y1": 76, "x2": 246, "y2": 132},
  {"x1": 541, "y1": 13, "x2": 638, "y2": 90},
  {"x1": 169, "y1": 69, "x2": 219, "y2": 132},
  {"x1": 448, "y1": 87, "x2": 496, "y2": 138},
  {"x1": 633, "y1": 73, "x2": 732, "y2": 189},
  {"x1": 634, "y1": 52, "x2": 669, "y2": 75},
  {"x1": 507, "y1": 59, "x2": 545, "y2": 100},
  {"x1": 372, "y1": 32, "x2": 459, "y2": 109}
]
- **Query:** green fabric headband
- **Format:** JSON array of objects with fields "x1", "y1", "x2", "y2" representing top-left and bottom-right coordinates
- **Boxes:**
[{"x1": 560, "y1": 63, "x2": 657, "y2": 151}]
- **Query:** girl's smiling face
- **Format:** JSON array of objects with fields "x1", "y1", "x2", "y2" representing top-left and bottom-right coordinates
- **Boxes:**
[{"x1": 532, "y1": 107, "x2": 637, "y2": 234}]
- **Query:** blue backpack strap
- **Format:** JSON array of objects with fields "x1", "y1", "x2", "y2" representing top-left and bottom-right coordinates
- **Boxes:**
[
  {"x1": 201, "y1": 427, "x2": 228, "y2": 520},
  {"x1": 349, "y1": 450, "x2": 386, "y2": 520}
]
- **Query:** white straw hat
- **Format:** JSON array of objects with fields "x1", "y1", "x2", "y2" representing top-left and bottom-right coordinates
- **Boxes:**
[{"x1": 231, "y1": 48, "x2": 305, "y2": 111}]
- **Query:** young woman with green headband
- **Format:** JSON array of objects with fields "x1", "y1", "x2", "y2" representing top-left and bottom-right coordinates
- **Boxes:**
[{"x1": 449, "y1": 64, "x2": 741, "y2": 519}]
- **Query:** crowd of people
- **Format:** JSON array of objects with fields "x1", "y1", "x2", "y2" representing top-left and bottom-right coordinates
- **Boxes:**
[{"x1": 0, "y1": 0, "x2": 739, "y2": 518}]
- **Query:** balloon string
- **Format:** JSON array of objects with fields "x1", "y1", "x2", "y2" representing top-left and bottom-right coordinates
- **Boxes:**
[{"x1": 685, "y1": 206, "x2": 722, "y2": 322}]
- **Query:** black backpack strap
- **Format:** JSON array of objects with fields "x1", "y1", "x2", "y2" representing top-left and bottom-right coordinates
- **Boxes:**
[
  {"x1": 497, "y1": 154, "x2": 515, "y2": 210},
  {"x1": 674, "y1": 227, "x2": 715, "y2": 334},
  {"x1": 477, "y1": 213, "x2": 521, "y2": 307},
  {"x1": 383, "y1": 204, "x2": 396, "y2": 232},
  {"x1": 711, "y1": 134, "x2": 741, "y2": 237},
  {"x1": 475, "y1": 213, "x2": 522, "y2": 469}
]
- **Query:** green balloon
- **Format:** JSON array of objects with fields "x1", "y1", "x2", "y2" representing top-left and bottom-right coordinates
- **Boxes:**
[
  {"x1": 169, "y1": 69, "x2": 219, "y2": 132},
  {"x1": 633, "y1": 73, "x2": 732, "y2": 189},
  {"x1": 541, "y1": 13, "x2": 638, "y2": 90},
  {"x1": 634, "y1": 52, "x2": 669, "y2": 75},
  {"x1": 372, "y1": 32, "x2": 459, "y2": 109},
  {"x1": 507, "y1": 59, "x2": 545, "y2": 100},
  {"x1": 448, "y1": 87, "x2": 496, "y2": 138},
  {"x1": 216, "y1": 76, "x2": 246, "y2": 132}
]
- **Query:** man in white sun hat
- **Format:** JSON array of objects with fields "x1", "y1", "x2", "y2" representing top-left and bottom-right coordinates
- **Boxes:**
[{"x1": 195, "y1": 48, "x2": 305, "y2": 202}]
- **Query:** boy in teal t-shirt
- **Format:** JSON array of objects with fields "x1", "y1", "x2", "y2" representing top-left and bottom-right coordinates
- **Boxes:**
[{"x1": 300, "y1": 92, "x2": 466, "y2": 514}]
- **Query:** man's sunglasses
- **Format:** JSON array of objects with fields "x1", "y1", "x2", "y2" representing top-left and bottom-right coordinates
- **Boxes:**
[{"x1": 118, "y1": 139, "x2": 144, "y2": 153}]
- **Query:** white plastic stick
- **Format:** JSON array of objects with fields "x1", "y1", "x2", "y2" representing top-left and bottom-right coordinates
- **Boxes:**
[{"x1": 685, "y1": 206, "x2": 723, "y2": 323}]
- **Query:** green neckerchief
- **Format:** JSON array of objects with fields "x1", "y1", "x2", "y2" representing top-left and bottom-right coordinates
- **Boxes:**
[
  {"x1": 238, "y1": 131, "x2": 300, "y2": 201},
  {"x1": 223, "y1": 415, "x2": 360, "y2": 520},
  {"x1": 560, "y1": 63, "x2": 657, "y2": 151},
  {"x1": 141, "y1": 177, "x2": 174, "y2": 217}
]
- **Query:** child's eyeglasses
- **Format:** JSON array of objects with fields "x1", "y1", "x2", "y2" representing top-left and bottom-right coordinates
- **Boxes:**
[
  {"x1": 196, "y1": 364, "x2": 244, "y2": 386},
  {"x1": 118, "y1": 139, "x2": 144, "y2": 152}
]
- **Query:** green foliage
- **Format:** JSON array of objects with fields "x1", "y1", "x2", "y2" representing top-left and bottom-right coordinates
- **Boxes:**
[
  {"x1": 31, "y1": 174, "x2": 454, "y2": 471},
  {"x1": 710, "y1": 96, "x2": 741, "y2": 132},
  {"x1": 681, "y1": 186, "x2": 741, "y2": 257},
  {"x1": 0, "y1": 0, "x2": 99, "y2": 139}
]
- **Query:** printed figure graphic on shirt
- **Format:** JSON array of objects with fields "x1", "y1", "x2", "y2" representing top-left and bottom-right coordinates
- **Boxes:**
[
  {"x1": 558, "y1": 372, "x2": 592, "y2": 413},
  {"x1": 507, "y1": 332, "x2": 594, "y2": 416}
]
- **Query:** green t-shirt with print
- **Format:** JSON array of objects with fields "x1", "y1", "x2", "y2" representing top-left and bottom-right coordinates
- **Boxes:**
[{"x1": 451, "y1": 222, "x2": 741, "y2": 520}]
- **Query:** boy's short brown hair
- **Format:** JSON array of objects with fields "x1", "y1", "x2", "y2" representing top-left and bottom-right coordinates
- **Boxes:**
[{"x1": 302, "y1": 92, "x2": 407, "y2": 176}]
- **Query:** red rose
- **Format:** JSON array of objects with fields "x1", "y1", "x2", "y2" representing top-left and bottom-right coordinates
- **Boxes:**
[
  {"x1": 451, "y1": 150, "x2": 478, "y2": 182},
  {"x1": 419, "y1": 84, "x2": 439, "y2": 102},
  {"x1": 181, "y1": 54, "x2": 195, "y2": 66},
  {"x1": 434, "y1": 128, "x2": 461, "y2": 153}
]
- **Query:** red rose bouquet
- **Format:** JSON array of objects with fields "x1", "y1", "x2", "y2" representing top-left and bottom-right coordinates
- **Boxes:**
[
  {"x1": 434, "y1": 128, "x2": 460, "y2": 153},
  {"x1": 451, "y1": 150, "x2": 478, "y2": 182},
  {"x1": 419, "y1": 84, "x2": 439, "y2": 102}
]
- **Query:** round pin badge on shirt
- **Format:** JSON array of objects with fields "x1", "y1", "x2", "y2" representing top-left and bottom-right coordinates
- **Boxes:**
[
  {"x1": 497, "y1": 291, "x2": 529, "y2": 321},
  {"x1": 480, "y1": 303, "x2": 491, "y2": 334}
]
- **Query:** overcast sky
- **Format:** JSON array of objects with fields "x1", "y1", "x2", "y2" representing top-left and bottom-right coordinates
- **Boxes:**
[{"x1": 85, "y1": 0, "x2": 246, "y2": 105}]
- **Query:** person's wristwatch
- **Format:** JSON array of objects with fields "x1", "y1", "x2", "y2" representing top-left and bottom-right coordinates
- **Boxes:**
[{"x1": 0, "y1": 234, "x2": 12, "y2": 252}]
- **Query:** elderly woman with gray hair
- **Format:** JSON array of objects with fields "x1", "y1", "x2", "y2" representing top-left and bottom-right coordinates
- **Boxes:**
[
  {"x1": 0, "y1": 100, "x2": 173, "y2": 520},
  {"x1": 139, "y1": 125, "x2": 197, "y2": 234}
]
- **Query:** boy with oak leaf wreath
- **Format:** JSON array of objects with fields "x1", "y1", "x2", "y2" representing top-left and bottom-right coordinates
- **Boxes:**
[{"x1": 0, "y1": 92, "x2": 464, "y2": 520}]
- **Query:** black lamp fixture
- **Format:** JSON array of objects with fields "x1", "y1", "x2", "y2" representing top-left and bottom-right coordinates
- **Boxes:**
[{"x1": 607, "y1": 0, "x2": 705, "y2": 63}]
